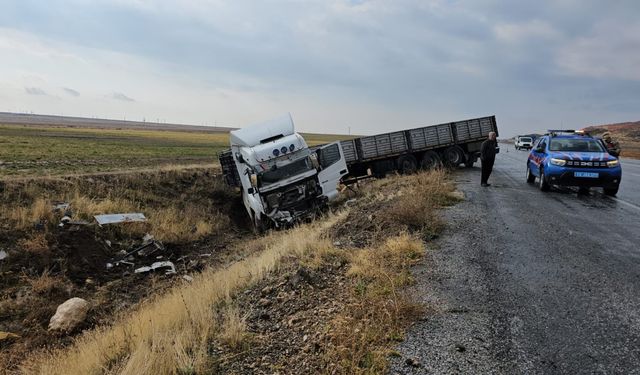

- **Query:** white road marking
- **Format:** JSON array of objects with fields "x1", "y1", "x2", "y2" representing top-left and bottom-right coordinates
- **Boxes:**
[{"x1": 612, "y1": 197, "x2": 640, "y2": 212}]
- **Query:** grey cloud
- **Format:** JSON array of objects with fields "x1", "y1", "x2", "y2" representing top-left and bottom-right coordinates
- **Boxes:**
[
  {"x1": 25, "y1": 87, "x2": 47, "y2": 96},
  {"x1": 112, "y1": 92, "x2": 135, "y2": 102},
  {"x1": 3, "y1": 0, "x2": 640, "y2": 137},
  {"x1": 63, "y1": 87, "x2": 80, "y2": 97}
]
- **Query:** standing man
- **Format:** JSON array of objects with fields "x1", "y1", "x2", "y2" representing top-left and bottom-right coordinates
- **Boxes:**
[
  {"x1": 480, "y1": 132, "x2": 497, "y2": 187},
  {"x1": 602, "y1": 132, "x2": 621, "y2": 157}
]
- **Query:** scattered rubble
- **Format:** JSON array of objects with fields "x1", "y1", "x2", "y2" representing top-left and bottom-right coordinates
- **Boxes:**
[
  {"x1": 0, "y1": 250, "x2": 7, "y2": 260},
  {"x1": 134, "y1": 261, "x2": 176, "y2": 275},
  {"x1": 48, "y1": 297, "x2": 90, "y2": 332},
  {"x1": 94, "y1": 213, "x2": 147, "y2": 225}
]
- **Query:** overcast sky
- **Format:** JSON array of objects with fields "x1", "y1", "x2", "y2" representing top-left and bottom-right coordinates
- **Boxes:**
[{"x1": 1, "y1": 0, "x2": 639, "y2": 137}]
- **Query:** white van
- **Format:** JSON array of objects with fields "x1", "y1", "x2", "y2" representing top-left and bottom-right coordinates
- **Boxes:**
[{"x1": 515, "y1": 136, "x2": 533, "y2": 150}]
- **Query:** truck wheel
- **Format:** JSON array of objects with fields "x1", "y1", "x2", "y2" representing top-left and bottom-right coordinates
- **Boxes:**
[
  {"x1": 539, "y1": 169, "x2": 550, "y2": 191},
  {"x1": 397, "y1": 155, "x2": 418, "y2": 174},
  {"x1": 252, "y1": 212, "x2": 268, "y2": 234},
  {"x1": 420, "y1": 151, "x2": 441, "y2": 169},
  {"x1": 443, "y1": 146, "x2": 465, "y2": 167},
  {"x1": 604, "y1": 186, "x2": 619, "y2": 196},
  {"x1": 526, "y1": 164, "x2": 535, "y2": 183}
]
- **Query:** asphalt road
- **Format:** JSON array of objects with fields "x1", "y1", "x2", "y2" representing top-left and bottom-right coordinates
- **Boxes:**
[{"x1": 390, "y1": 148, "x2": 640, "y2": 374}]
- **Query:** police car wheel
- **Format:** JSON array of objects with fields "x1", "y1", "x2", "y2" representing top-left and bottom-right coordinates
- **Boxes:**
[
  {"x1": 526, "y1": 165, "x2": 535, "y2": 183},
  {"x1": 538, "y1": 169, "x2": 550, "y2": 191},
  {"x1": 604, "y1": 186, "x2": 619, "y2": 196}
]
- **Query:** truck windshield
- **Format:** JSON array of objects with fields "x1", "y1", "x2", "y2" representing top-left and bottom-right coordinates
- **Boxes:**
[
  {"x1": 260, "y1": 157, "x2": 313, "y2": 185},
  {"x1": 520, "y1": 137, "x2": 532, "y2": 142},
  {"x1": 549, "y1": 138, "x2": 605, "y2": 152}
]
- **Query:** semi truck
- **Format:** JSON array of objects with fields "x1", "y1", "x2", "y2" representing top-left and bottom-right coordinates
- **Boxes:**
[{"x1": 220, "y1": 114, "x2": 498, "y2": 229}]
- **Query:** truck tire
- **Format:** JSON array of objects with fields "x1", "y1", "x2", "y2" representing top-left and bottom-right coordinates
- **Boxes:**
[
  {"x1": 397, "y1": 155, "x2": 418, "y2": 174},
  {"x1": 420, "y1": 151, "x2": 441, "y2": 169},
  {"x1": 443, "y1": 146, "x2": 465, "y2": 167},
  {"x1": 252, "y1": 211, "x2": 268, "y2": 234}
]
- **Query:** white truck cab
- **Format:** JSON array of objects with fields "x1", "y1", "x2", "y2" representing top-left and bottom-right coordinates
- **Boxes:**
[{"x1": 220, "y1": 114, "x2": 348, "y2": 230}]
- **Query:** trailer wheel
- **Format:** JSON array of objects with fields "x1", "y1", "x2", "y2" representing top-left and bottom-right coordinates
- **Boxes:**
[
  {"x1": 397, "y1": 155, "x2": 418, "y2": 174},
  {"x1": 420, "y1": 151, "x2": 441, "y2": 169},
  {"x1": 443, "y1": 146, "x2": 465, "y2": 167}
]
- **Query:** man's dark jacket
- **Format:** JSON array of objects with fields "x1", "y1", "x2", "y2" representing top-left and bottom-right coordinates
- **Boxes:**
[{"x1": 480, "y1": 139, "x2": 497, "y2": 161}]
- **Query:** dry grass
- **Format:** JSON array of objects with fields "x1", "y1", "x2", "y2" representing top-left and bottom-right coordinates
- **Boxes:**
[
  {"x1": 218, "y1": 305, "x2": 251, "y2": 351},
  {"x1": 17, "y1": 233, "x2": 50, "y2": 255},
  {"x1": 26, "y1": 270, "x2": 67, "y2": 295},
  {"x1": 22, "y1": 214, "x2": 344, "y2": 375},
  {"x1": 387, "y1": 168, "x2": 458, "y2": 235},
  {"x1": 8, "y1": 197, "x2": 55, "y2": 230},
  {"x1": 0, "y1": 169, "x2": 233, "y2": 244},
  {"x1": 327, "y1": 234, "x2": 426, "y2": 374}
]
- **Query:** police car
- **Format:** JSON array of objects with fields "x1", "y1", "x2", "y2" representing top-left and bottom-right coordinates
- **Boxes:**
[{"x1": 526, "y1": 130, "x2": 621, "y2": 196}]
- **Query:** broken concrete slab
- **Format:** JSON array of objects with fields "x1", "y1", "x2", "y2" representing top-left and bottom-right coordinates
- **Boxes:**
[
  {"x1": 94, "y1": 213, "x2": 147, "y2": 225},
  {"x1": 0, "y1": 250, "x2": 7, "y2": 261}
]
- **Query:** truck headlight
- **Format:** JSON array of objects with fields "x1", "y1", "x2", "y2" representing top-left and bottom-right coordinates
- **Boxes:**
[
  {"x1": 550, "y1": 158, "x2": 566, "y2": 166},
  {"x1": 607, "y1": 160, "x2": 619, "y2": 168}
]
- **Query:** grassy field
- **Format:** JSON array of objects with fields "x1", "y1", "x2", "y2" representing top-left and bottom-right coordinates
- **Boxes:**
[{"x1": 0, "y1": 124, "x2": 351, "y2": 177}]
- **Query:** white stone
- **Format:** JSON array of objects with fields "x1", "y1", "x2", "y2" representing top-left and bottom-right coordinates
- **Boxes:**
[{"x1": 48, "y1": 297, "x2": 90, "y2": 332}]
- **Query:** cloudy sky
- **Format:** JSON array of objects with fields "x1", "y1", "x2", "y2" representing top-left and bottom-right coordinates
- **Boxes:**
[{"x1": 1, "y1": 0, "x2": 639, "y2": 137}]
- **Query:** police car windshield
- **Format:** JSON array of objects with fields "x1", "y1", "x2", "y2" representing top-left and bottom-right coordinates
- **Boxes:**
[
  {"x1": 549, "y1": 138, "x2": 605, "y2": 152},
  {"x1": 259, "y1": 157, "x2": 313, "y2": 185}
]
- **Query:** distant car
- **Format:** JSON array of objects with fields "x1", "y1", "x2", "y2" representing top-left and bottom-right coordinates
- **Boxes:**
[
  {"x1": 515, "y1": 136, "x2": 533, "y2": 150},
  {"x1": 526, "y1": 130, "x2": 622, "y2": 196}
]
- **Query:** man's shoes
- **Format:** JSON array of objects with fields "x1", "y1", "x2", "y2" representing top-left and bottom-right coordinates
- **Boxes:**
[{"x1": 481, "y1": 183, "x2": 491, "y2": 187}]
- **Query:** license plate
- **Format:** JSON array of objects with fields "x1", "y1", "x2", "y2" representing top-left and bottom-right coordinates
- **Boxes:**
[{"x1": 574, "y1": 172, "x2": 599, "y2": 178}]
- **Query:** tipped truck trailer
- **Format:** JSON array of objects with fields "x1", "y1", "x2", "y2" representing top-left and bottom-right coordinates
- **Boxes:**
[
  {"x1": 219, "y1": 114, "x2": 348, "y2": 230},
  {"x1": 339, "y1": 115, "x2": 498, "y2": 179}
]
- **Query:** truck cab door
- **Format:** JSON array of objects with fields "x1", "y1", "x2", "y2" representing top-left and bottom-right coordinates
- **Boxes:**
[{"x1": 316, "y1": 142, "x2": 349, "y2": 200}]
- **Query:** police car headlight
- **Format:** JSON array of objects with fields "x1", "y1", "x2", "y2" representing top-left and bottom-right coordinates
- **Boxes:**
[
  {"x1": 607, "y1": 160, "x2": 619, "y2": 168},
  {"x1": 550, "y1": 158, "x2": 566, "y2": 166}
]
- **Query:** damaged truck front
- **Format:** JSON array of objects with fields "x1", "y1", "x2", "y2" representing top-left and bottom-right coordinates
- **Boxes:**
[{"x1": 219, "y1": 114, "x2": 348, "y2": 230}]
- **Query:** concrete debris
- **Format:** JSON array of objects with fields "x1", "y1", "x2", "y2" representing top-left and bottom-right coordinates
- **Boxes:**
[
  {"x1": 94, "y1": 213, "x2": 147, "y2": 225},
  {"x1": 105, "y1": 240, "x2": 112, "y2": 247},
  {"x1": 0, "y1": 331, "x2": 20, "y2": 342},
  {"x1": 134, "y1": 261, "x2": 176, "y2": 275},
  {"x1": 182, "y1": 275, "x2": 194, "y2": 282},
  {"x1": 60, "y1": 216, "x2": 72, "y2": 224},
  {"x1": 48, "y1": 297, "x2": 90, "y2": 332},
  {"x1": 0, "y1": 250, "x2": 7, "y2": 260}
]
